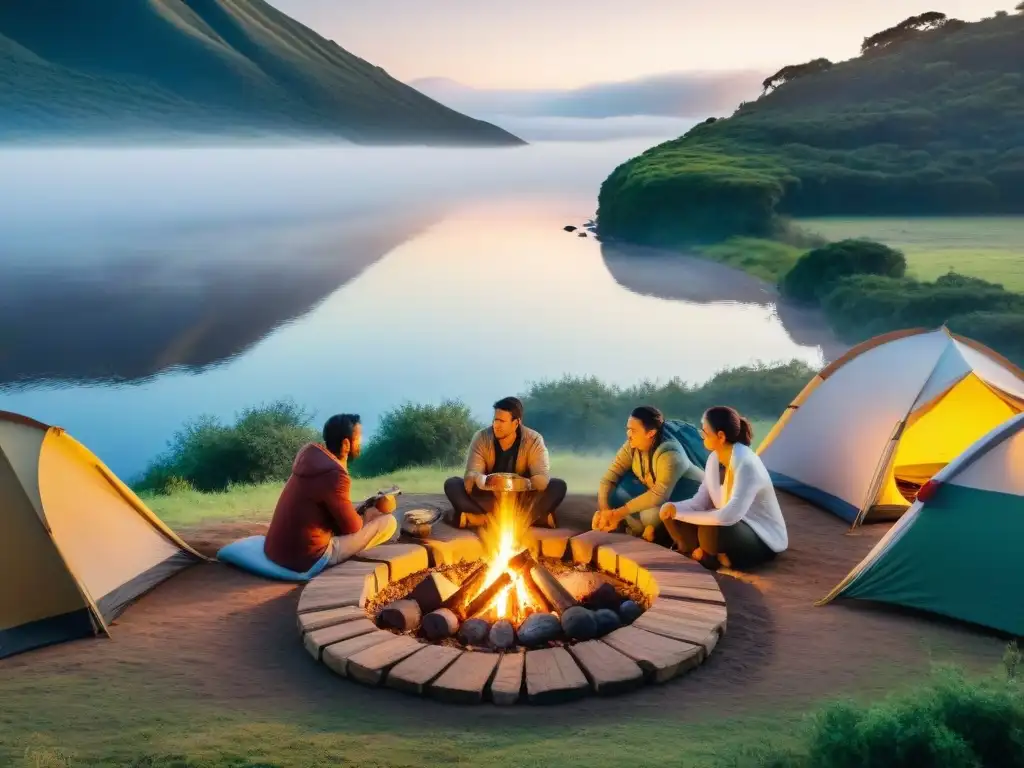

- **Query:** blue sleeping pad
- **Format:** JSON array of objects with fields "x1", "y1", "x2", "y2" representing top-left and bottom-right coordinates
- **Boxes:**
[{"x1": 216, "y1": 535, "x2": 330, "y2": 582}]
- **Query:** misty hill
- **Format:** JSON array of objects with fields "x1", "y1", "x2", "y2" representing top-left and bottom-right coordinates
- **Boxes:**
[
  {"x1": 597, "y1": 11, "x2": 1024, "y2": 243},
  {"x1": 0, "y1": 0, "x2": 522, "y2": 145}
]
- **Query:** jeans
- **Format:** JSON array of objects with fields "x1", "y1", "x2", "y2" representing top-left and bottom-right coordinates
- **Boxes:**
[
  {"x1": 443, "y1": 476, "x2": 567, "y2": 526},
  {"x1": 327, "y1": 513, "x2": 399, "y2": 566}
]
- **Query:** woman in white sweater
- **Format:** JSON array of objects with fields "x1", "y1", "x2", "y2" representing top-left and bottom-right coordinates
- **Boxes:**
[{"x1": 659, "y1": 406, "x2": 788, "y2": 571}]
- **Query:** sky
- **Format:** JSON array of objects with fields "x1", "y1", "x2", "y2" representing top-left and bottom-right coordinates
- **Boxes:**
[{"x1": 268, "y1": 0, "x2": 1004, "y2": 89}]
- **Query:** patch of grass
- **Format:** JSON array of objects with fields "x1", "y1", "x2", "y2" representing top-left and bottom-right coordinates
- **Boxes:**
[
  {"x1": 799, "y1": 217, "x2": 1024, "y2": 292},
  {"x1": 697, "y1": 237, "x2": 805, "y2": 283}
]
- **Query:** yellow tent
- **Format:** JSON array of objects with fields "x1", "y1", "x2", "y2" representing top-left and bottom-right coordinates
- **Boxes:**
[{"x1": 0, "y1": 410, "x2": 205, "y2": 659}]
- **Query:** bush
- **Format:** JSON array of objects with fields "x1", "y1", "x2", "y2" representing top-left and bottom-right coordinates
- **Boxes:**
[
  {"x1": 136, "y1": 400, "x2": 318, "y2": 493},
  {"x1": 947, "y1": 311, "x2": 1024, "y2": 365},
  {"x1": 780, "y1": 239, "x2": 907, "y2": 304},
  {"x1": 521, "y1": 360, "x2": 815, "y2": 451},
  {"x1": 355, "y1": 400, "x2": 482, "y2": 476},
  {"x1": 723, "y1": 646, "x2": 1024, "y2": 768},
  {"x1": 821, "y1": 272, "x2": 1024, "y2": 346}
]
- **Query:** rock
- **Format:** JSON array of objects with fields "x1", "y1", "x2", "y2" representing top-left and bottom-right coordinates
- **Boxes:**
[
  {"x1": 458, "y1": 618, "x2": 491, "y2": 646},
  {"x1": 563, "y1": 225, "x2": 578, "y2": 232},
  {"x1": 409, "y1": 572, "x2": 458, "y2": 614},
  {"x1": 377, "y1": 599, "x2": 422, "y2": 632},
  {"x1": 583, "y1": 582, "x2": 622, "y2": 611},
  {"x1": 577, "y1": 231, "x2": 587, "y2": 237},
  {"x1": 560, "y1": 606, "x2": 598, "y2": 641},
  {"x1": 489, "y1": 620, "x2": 516, "y2": 650},
  {"x1": 516, "y1": 612, "x2": 562, "y2": 647},
  {"x1": 618, "y1": 600, "x2": 643, "y2": 624},
  {"x1": 422, "y1": 608, "x2": 460, "y2": 640},
  {"x1": 594, "y1": 608, "x2": 622, "y2": 636}
]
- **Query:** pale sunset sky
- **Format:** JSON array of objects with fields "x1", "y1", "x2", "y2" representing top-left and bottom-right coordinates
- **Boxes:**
[{"x1": 268, "y1": 0, "x2": 1005, "y2": 88}]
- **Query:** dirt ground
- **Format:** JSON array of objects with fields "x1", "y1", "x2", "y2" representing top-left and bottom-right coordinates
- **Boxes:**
[{"x1": 3, "y1": 493, "x2": 1008, "y2": 729}]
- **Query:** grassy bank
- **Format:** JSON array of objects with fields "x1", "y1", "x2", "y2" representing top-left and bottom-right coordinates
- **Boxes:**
[
  {"x1": 801, "y1": 216, "x2": 1024, "y2": 292},
  {"x1": 146, "y1": 423, "x2": 775, "y2": 529},
  {"x1": 3, "y1": 654, "x2": 1018, "y2": 767}
]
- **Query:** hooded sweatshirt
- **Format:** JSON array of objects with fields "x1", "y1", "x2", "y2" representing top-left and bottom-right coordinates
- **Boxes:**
[
  {"x1": 264, "y1": 443, "x2": 362, "y2": 572},
  {"x1": 598, "y1": 437, "x2": 704, "y2": 514}
]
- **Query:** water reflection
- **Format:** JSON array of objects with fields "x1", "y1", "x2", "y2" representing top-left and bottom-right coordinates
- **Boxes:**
[
  {"x1": 0, "y1": 209, "x2": 440, "y2": 388},
  {"x1": 599, "y1": 240, "x2": 846, "y2": 360}
]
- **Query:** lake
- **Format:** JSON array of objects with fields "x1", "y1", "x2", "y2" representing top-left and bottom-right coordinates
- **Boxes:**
[{"x1": 0, "y1": 137, "x2": 833, "y2": 480}]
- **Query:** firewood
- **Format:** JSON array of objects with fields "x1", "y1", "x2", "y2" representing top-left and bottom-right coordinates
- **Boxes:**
[
  {"x1": 465, "y1": 571, "x2": 512, "y2": 620},
  {"x1": 441, "y1": 561, "x2": 491, "y2": 619},
  {"x1": 504, "y1": 548, "x2": 553, "y2": 613},
  {"x1": 530, "y1": 561, "x2": 580, "y2": 615},
  {"x1": 422, "y1": 608, "x2": 460, "y2": 640}
]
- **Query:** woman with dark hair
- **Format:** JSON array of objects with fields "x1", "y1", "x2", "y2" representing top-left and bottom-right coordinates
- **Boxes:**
[
  {"x1": 593, "y1": 405, "x2": 705, "y2": 541},
  {"x1": 659, "y1": 406, "x2": 787, "y2": 570}
]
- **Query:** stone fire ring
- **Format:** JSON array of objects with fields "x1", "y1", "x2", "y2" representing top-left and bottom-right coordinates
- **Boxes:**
[{"x1": 296, "y1": 524, "x2": 727, "y2": 705}]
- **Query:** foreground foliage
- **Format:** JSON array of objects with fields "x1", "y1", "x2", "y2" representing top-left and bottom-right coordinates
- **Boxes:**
[{"x1": 724, "y1": 644, "x2": 1024, "y2": 768}]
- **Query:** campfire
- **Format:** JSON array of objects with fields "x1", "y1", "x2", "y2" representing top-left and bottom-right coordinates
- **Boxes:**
[{"x1": 367, "y1": 491, "x2": 648, "y2": 651}]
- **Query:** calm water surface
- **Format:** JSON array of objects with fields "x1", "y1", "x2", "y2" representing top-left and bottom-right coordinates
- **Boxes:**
[{"x1": 0, "y1": 139, "x2": 833, "y2": 479}]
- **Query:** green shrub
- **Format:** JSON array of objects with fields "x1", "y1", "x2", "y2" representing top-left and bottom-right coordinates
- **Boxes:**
[
  {"x1": 521, "y1": 361, "x2": 814, "y2": 450},
  {"x1": 136, "y1": 400, "x2": 318, "y2": 493},
  {"x1": 821, "y1": 272, "x2": 1024, "y2": 349},
  {"x1": 780, "y1": 239, "x2": 907, "y2": 304},
  {"x1": 947, "y1": 311, "x2": 1024, "y2": 366},
  {"x1": 722, "y1": 648, "x2": 1024, "y2": 768},
  {"x1": 355, "y1": 400, "x2": 482, "y2": 476}
]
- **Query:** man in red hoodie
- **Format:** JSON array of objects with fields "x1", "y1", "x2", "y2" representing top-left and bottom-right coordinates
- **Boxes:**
[{"x1": 264, "y1": 413, "x2": 397, "y2": 573}]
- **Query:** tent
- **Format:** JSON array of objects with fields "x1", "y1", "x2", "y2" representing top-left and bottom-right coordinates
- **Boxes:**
[
  {"x1": 1, "y1": 410, "x2": 205, "y2": 659},
  {"x1": 757, "y1": 327, "x2": 1024, "y2": 526},
  {"x1": 817, "y1": 412, "x2": 1024, "y2": 635}
]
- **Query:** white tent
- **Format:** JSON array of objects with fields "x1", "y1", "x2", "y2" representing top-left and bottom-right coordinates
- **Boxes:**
[{"x1": 757, "y1": 327, "x2": 1024, "y2": 526}]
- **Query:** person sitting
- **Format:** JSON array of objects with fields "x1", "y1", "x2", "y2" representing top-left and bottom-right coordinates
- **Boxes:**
[
  {"x1": 592, "y1": 405, "x2": 705, "y2": 542},
  {"x1": 659, "y1": 406, "x2": 788, "y2": 571},
  {"x1": 264, "y1": 413, "x2": 398, "y2": 573},
  {"x1": 444, "y1": 396, "x2": 567, "y2": 528}
]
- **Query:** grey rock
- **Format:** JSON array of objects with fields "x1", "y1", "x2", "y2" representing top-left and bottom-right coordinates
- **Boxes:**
[
  {"x1": 619, "y1": 600, "x2": 643, "y2": 624},
  {"x1": 560, "y1": 606, "x2": 598, "y2": 640},
  {"x1": 458, "y1": 618, "x2": 491, "y2": 647},
  {"x1": 489, "y1": 619, "x2": 516, "y2": 650},
  {"x1": 516, "y1": 612, "x2": 562, "y2": 647},
  {"x1": 594, "y1": 608, "x2": 622, "y2": 636}
]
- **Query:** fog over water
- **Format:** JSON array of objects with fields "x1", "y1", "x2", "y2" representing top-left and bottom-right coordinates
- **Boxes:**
[{"x1": 0, "y1": 131, "x2": 833, "y2": 479}]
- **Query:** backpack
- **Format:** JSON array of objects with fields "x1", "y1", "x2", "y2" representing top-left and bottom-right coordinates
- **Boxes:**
[{"x1": 662, "y1": 419, "x2": 710, "y2": 470}]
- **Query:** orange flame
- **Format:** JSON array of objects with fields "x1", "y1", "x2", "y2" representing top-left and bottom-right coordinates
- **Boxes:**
[{"x1": 475, "y1": 491, "x2": 533, "y2": 622}]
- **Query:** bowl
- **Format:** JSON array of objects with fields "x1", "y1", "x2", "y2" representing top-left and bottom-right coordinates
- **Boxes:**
[{"x1": 483, "y1": 472, "x2": 530, "y2": 492}]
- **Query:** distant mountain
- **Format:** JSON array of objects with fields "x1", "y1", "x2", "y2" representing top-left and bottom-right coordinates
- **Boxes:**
[
  {"x1": 0, "y1": 0, "x2": 522, "y2": 145},
  {"x1": 408, "y1": 70, "x2": 766, "y2": 120}
]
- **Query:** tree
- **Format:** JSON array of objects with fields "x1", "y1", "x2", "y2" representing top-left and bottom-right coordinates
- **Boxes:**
[
  {"x1": 762, "y1": 58, "x2": 833, "y2": 93},
  {"x1": 1016, "y1": 1, "x2": 1024, "y2": 13},
  {"x1": 861, "y1": 11, "x2": 955, "y2": 55}
]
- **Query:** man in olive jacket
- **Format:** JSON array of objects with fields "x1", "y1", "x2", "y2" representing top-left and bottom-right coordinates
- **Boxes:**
[{"x1": 444, "y1": 396, "x2": 567, "y2": 528}]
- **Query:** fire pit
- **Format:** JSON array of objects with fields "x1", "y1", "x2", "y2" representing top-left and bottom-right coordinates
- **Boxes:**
[
  {"x1": 296, "y1": 497, "x2": 729, "y2": 705},
  {"x1": 366, "y1": 494, "x2": 648, "y2": 651}
]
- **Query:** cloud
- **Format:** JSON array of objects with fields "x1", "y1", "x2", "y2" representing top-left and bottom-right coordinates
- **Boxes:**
[{"x1": 409, "y1": 70, "x2": 766, "y2": 120}]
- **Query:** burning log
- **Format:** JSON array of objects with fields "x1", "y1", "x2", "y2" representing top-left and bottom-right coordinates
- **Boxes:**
[
  {"x1": 465, "y1": 571, "x2": 512, "y2": 619},
  {"x1": 442, "y1": 561, "x2": 492, "y2": 620},
  {"x1": 508, "y1": 551, "x2": 553, "y2": 614},
  {"x1": 529, "y1": 561, "x2": 580, "y2": 615}
]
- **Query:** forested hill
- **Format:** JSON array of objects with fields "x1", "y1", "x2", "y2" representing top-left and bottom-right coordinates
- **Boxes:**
[
  {"x1": 597, "y1": 10, "x2": 1024, "y2": 243},
  {"x1": 0, "y1": 0, "x2": 522, "y2": 146}
]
